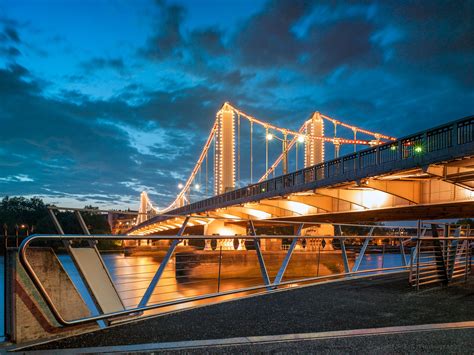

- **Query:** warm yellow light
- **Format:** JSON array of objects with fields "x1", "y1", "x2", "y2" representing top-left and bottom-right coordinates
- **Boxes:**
[
  {"x1": 266, "y1": 133, "x2": 273, "y2": 141},
  {"x1": 362, "y1": 190, "x2": 388, "y2": 208}
]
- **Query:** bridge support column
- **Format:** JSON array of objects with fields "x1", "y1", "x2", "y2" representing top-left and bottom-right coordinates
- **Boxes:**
[
  {"x1": 204, "y1": 219, "x2": 245, "y2": 250},
  {"x1": 215, "y1": 103, "x2": 235, "y2": 195},
  {"x1": 305, "y1": 112, "x2": 325, "y2": 167},
  {"x1": 204, "y1": 239, "x2": 212, "y2": 251},
  {"x1": 301, "y1": 224, "x2": 334, "y2": 251}
]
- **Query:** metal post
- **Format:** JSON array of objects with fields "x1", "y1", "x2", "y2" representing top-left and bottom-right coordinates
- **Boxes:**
[
  {"x1": 3, "y1": 225, "x2": 7, "y2": 341},
  {"x1": 399, "y1": 236, "x2": 407, "y2": 267},
  {"x1": 217, "y1": 246, "x2": 222, "y2": 292},
  {"x1": 382, "y1": 244, "x2": 385, "y2": 269},
  {"x1": 465, "y1": 241, "x2": 469, "y2": 283},
  {"x1": 416, "y1": 238, "x2": 421, "y2": 291},
  {"x1": 316, "y1": 243, "x2": 321, "y2": 277}
]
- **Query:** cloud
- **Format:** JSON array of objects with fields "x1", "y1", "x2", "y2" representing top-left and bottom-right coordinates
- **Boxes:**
[
  {"x1": 380, "y1": 0, "x2": 474, "y2": 87},
  {"x1": 0, "y1": 22, "x2": 22, "y2": 58},
  {"x1": 139, "y1": 0, "x2": 186, "y2": 59},
  {"x1": 4, "y1": 26, "x2": 21, "y2": 43},
  {"x1": 0, "y1": 174, "x2": 34, "y2": 183},
  {"x1": 80, "y1": 57, "x2": 127, "y2": 75},
  {"x1": 235, "y1": 0, "x2": 312, "y2": 68},
  {"x1": 1, "y1": 0, "x2": 473, "y2": 210}
]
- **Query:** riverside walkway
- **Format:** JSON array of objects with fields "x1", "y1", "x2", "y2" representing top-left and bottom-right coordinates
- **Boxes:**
[{"x1": 15, "y1": 273, "x2": 474, "y2": 353}]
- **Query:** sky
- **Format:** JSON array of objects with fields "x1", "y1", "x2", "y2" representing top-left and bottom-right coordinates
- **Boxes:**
[{"x1": 0, "y1": 0, "x2": 473, "y2": 210}]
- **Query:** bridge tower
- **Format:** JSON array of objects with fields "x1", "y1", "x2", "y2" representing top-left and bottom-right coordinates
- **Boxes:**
[
  {"x1": 137, "y1": 191, "x2": 149, "y2": 224},
  {"x1": 214, "y1": 102, "x2": 235, "y2": 195},
  {"x1": 304, "y1": 112, "x2": 325, "y2": 167}
]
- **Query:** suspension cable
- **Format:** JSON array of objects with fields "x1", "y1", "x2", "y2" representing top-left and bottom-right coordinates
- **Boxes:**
[
  {"x1": 159, "y1": 120, "x2": 217, "y2": 213},
  {"x1": 265, "y1": 126, "x2": 269, "y2": 173},
  {"x1": 296, "y1": 141, "x2": 298, "y2": 170},
  {"x1": 250, "y1": 120, "x2": 253, "y2": 184}
]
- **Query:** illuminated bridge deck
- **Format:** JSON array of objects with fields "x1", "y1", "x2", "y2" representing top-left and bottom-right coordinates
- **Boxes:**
[
  {"x1": 24, "y1": 273, "x2": 474, "y2": 352},
  {"x1": 131, "y1": 115, "x2": 474, "y2": 234}
]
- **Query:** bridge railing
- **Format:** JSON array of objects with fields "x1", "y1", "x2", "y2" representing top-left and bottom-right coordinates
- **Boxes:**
[
  {"x1": 13, "y1": 220, "x2": 473, "y2": 331},
  {"x1": 161, "y1": 115, "x2": 473, "y2": 218}
]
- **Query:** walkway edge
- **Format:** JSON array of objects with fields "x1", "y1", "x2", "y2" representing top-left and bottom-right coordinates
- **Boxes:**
[{"x1": 19, "y1": 320, "x2": 474, "y2": 354}]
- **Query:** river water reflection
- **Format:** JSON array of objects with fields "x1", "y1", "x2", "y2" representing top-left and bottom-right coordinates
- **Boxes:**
[{"x1": 60, "y1": 251, "x2": 408, "y2": 318}]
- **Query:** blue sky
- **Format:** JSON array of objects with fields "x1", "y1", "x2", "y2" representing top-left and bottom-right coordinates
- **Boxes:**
[{"x1": 0, "y1": 0, "x2": 473, "y2": 209}]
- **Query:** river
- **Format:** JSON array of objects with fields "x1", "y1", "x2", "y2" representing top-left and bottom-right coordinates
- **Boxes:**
[{"x1": 0, "y1": 251, "x2": 409, "y2": 337}]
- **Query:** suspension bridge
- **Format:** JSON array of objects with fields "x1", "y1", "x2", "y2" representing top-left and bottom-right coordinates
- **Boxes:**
[
  {"x1": 131, "y1": 103, "x2": 474, "y2": 237},
  {"x1": 3, "y1": 104, "x2": 474, "y2": 350}
]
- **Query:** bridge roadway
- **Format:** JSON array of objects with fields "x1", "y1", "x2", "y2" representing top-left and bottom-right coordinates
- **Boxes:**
[
  {"x1": 20, "y1": 273, "x2": 474, "y2": 352},
  {"x1": 130, "y1": 115, "x2": 474, "y2": 235}
]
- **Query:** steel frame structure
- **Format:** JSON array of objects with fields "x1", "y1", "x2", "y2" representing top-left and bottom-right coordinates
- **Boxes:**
[{"x1": 17, "y1": 216, "x2": 472, "y2": 328}]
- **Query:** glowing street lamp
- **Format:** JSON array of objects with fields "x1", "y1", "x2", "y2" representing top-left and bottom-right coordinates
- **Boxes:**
[
  {"x1": 266, "y1": 133, "x2": 288, "y2": 174},
  {"x1": 178, "y1": 183, "x2": 184, "y2": 189},
  {"x1": 194, "y1": 183, "x2": 200, "y2": 190},
  {"x1": 297, "y1": 135, "x2": 305, "y2": 143}
]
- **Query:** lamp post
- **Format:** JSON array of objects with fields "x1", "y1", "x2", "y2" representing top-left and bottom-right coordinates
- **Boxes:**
[
  {"x1": 3, "y1": 223, "x2": 7, "y2": 249},
  {"x1": 15, "y1": 224, "x2": 19, "y2": 248},
  {"x1": 266, "y1": 132, "x2": 291, "y2": 175}
]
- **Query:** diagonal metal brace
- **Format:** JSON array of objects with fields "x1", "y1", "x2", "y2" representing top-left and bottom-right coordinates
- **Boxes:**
[
  {"x1": 138, "y1": 216, "x2": 189, "y2": 307},
  {"x1": 249, "y1": 220, "x2": 271, "y2": 289},
  {"x1": 352, "y1": 227, "x2": 374, "y2": 272},
  {"x1": 273, "y1": 223, "x2": 304, "y2": 287},
  {"x1": 431, "y1": 224, "x2": 449, "y2": 284},
  {"x1": 335, "y1": 225, "x2": 350, "y2": 274}
]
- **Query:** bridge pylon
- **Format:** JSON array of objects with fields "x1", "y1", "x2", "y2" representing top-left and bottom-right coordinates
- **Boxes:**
[
  {"x1": 304, "y1": 112, "x2": 325, "y2": 167},
  {"x1": 137, "y1": 191, "x2": 149, "y2": 224},
  {"x1": 215, "y1": 102, "x2": 235, "y2": 195}
]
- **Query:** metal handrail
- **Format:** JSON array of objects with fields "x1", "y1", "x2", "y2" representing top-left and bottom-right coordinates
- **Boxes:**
[{"x1": 18, "y1": 225, "x2": 474, "y2": 327}]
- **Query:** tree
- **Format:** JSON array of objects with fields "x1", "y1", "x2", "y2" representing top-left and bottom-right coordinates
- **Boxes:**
[{"x1": 0, "y1": 196, "x2": 110, "y2": 235}]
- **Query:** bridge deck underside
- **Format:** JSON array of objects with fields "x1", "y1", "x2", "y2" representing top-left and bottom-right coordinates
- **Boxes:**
[{"x1": 132, "y1": 163, "x2": 474, "y2": 235}]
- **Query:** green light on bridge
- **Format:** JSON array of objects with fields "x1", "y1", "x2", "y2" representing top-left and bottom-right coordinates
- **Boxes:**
[{"x1": 414, "y1": 146, "x2": 423, "y2": 153}]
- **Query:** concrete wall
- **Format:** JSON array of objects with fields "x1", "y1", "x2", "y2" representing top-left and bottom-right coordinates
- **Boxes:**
[{"x1": 6, "y1": 248, "x2": 97, "y2": 344}]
